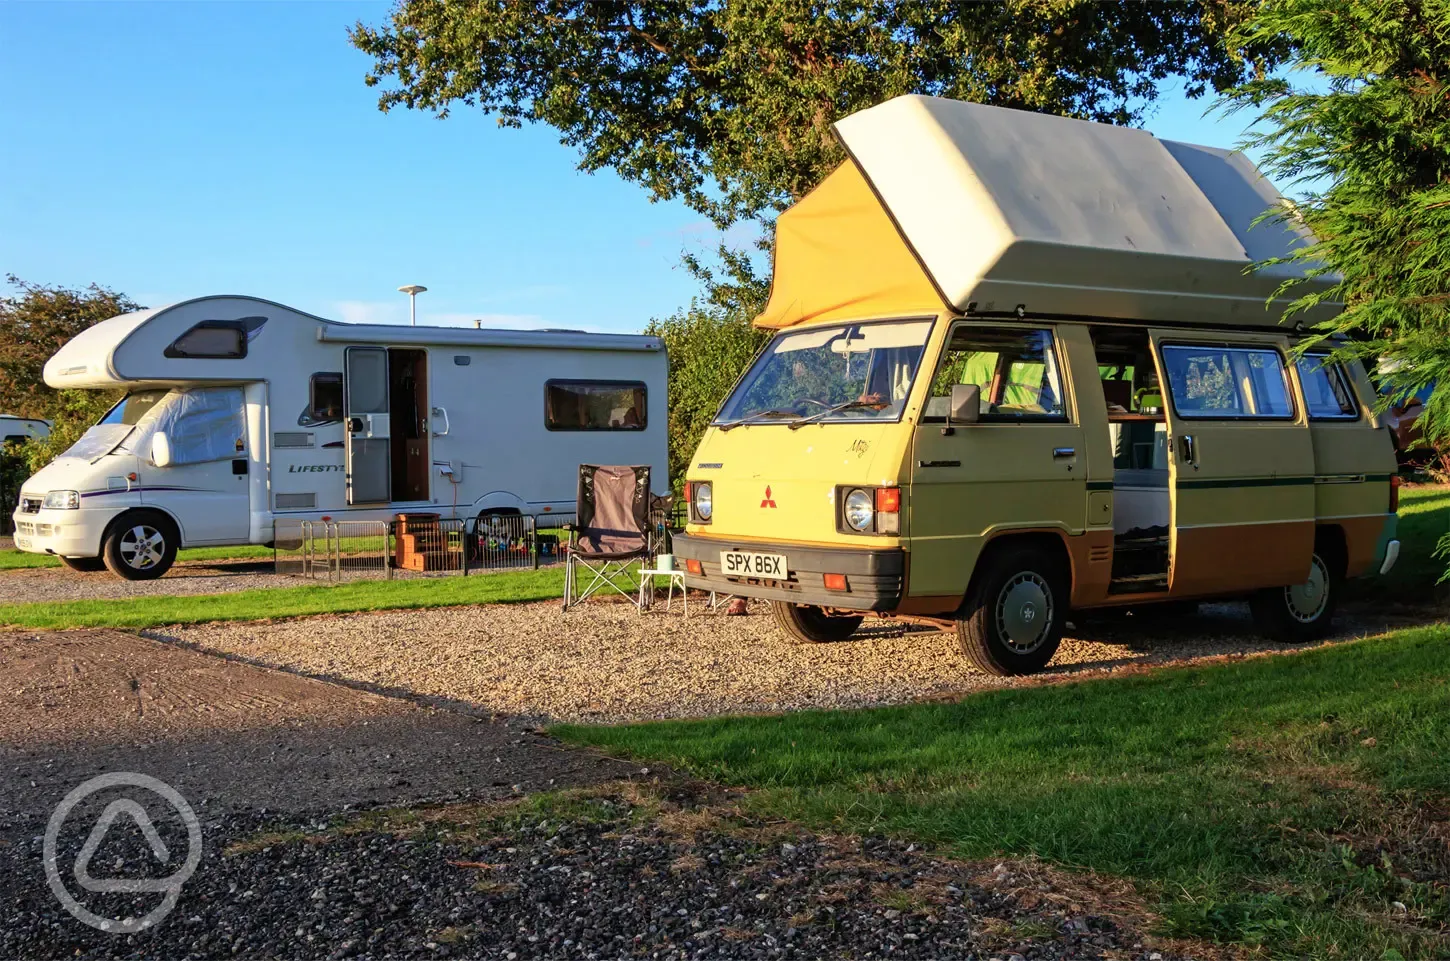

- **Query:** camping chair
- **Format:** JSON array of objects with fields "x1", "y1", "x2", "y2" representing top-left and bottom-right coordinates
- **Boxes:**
[{"x1": 562, "y1": 464, "x2": 653, "y2": 611}]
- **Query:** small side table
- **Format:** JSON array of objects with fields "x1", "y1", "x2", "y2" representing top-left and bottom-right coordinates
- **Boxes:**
[{"x1": 638, "y1": 567, "x2": 688, "y2": 615}]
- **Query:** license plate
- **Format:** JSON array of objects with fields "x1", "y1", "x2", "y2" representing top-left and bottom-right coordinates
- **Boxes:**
[
  {"x1": 720, "y1": 550, "x2": 787, "y2": 578},
  {"x1": 13, "y1": 537, "x2": 30, "y2": 549}
]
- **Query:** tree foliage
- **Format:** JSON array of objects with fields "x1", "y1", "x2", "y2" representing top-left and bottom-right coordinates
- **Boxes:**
[
  {"x1": 1223, "y1": 0, "x2": 1450, "y2": 444},
  {"x1": 352, "y1": 1, "x2": 1281, "y2": 310},
  {"x1": 22, "y1": 389, "x2": 123, "y2": 476},
  {"x1": 644, "y1": 303, "x2": 768, "y2": 486},
  {"x1": 0, "y1": 276, "x2": 138, "y2": 419}
]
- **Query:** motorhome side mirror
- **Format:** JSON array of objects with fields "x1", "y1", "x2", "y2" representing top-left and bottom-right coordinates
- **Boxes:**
[
  {"x1": 949, "y1": 384, "x2": 981, "y2": 424},
  {"x1": 150, "y1": 432, "x2": 173, "y2": 468}
]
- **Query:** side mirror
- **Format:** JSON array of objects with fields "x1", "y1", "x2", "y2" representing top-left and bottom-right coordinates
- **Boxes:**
[
  {"x1": 150, "y1": 431, "x2": 173, "y2": 468},
  {"x1": 949, "y1": 384, "x2": 981, "y2": 424}
]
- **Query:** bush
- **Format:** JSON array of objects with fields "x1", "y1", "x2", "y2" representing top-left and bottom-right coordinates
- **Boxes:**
[{"x1": 645, "y1": 303, "x2": 769, "y2": 488}]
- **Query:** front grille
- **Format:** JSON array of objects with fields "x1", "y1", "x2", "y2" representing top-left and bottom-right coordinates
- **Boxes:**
[
  {"x1": 15, "y1": 521, "x2": 35, "y2": 536},
  {"x1": 18, "y1": 495, "x2": 41, "y2": 514}
]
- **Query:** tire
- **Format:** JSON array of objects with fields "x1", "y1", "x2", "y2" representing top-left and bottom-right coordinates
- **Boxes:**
[
  {"x1": 771, "y1": 602, "x2": 864, "y2": 643},
  {"x1": 957, "y1": 545, "x2": 1068, "y2": 676},
  {"x1": 102, "y1": 511, "x2": 178, "y2": 580},
  {"x1": 59, "y1": 555, "x2": 107, "y2": 572},
  {"x1": 1249, "y1": 551, "x2": 1338, "y2": 643}
]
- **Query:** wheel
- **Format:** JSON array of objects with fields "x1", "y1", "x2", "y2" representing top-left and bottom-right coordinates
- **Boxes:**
[
  {"x1": 771, "y1": 602, "x2": 864, "y2": 643},
  {"x1": 1250, "y1": 551, "x2": 1338, "y2": 643},
  {"x1": 957, "y1": 546, "x2": 1067, "y2": 675},
  {"x1": 102, "y1": 512, "x2": 178, "y2": 580},
  {"x1": 59, "y1": 556, "x2": 107, "y2": 572}
]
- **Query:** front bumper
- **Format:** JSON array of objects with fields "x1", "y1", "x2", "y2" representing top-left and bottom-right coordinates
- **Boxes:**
[
  {"x1": 10, "y1": 508, "x2": 105, "y2": 557},
  {"x1": 671, "y1": 532, "x2": 904, "y2": 611}
]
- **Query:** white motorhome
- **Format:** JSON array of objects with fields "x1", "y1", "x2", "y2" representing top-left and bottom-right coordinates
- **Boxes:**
[{"x1": 12, "y1": 296, "x2": 668, "y2": 578}]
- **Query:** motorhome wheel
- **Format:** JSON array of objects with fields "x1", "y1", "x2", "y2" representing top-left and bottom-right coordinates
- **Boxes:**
[
  {"x1": 1249, "y1": 551, "x2": 1338, "y2": 643},
  {"x1": 102, "y1": 511, "x2": 178, "y2": 581},
  {"x1": 957, "y1": 545, "x2": 1066, "y2": 676},
  {"x1": 771, "y1": 602, "x2": 863, "y2": 643}
]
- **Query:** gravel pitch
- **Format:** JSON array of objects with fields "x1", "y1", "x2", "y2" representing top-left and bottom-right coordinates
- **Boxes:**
[
  {"x1": 0, "y1": 561, "x2": 303, "y2": 604},
  {"x1": 154, "y1": 596, "x2": 1435, "y2": 724},
  {"x1": 1, "y1": 784, "x2": 1201, "y2": 961}
]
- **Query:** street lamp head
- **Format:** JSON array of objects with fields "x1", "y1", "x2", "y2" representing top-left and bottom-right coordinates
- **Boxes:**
[{"x1": 397, "y1": 285, "x2": 427, "y2": 295}]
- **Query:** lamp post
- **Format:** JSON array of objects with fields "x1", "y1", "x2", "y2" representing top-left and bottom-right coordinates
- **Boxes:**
[{"x1": 397, "y1": 285, "x2": 427, "y2": 326}]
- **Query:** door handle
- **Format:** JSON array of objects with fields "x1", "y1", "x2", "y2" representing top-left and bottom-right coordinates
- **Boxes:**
[
  {"x1": 1179, "y1": 434, "x2": 1198, "y2": 467},
  {"x1": 347, "y1": 416, "x2": 364, "y2": 433},
  {"x1": 1052, "y1": 447, "x2": 1076, "y2": 459},
  {"x1": 431, "y1": 405, "x2": 451, "y2": 437},
  {"x1": 232, "y1": 458, "x2": 248, "y2": 476}
]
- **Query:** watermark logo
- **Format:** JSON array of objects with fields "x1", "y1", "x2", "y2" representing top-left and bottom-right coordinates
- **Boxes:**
[{"x1": 44, "y1": 772, "x2": 202, "y2": 934}]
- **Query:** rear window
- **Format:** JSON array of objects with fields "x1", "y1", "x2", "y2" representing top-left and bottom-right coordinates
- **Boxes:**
[
  {"x1": 545, "y1": 380, "x2": 647, "y2": 431},
  {"x1": 1296, "y1": 355, "x2": 1359, "y2": 420}
]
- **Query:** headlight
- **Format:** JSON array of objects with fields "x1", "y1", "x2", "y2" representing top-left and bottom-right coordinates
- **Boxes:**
[
  {"x1": 843, "y1": 488, "x2": 874, "y2": 532},
  {"x1": 43, "y1": 490, "x2": 80, "y2": 510},
  {"x1": 693, "y1": 482, "x2": 713, "y2": 521}
]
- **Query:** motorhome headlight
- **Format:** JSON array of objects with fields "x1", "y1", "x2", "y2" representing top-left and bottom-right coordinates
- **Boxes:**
[
  {"x1": 693, "y1": 482, "x2": 713, "y2": 522},
  {"x1": 843, "y1": 488, "x2": 874, "y2": 532},
  {"x1": 43, "y1": 490, "x2": 79, "y2": 510}
]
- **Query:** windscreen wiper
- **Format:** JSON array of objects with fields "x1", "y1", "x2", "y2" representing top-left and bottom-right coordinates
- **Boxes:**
[
  {"x1": 787, "y1": 399, "x2": 880, "y2": 430},
  {"x1": 717, "y1": 409, "x2": 796, "y2": 432}
]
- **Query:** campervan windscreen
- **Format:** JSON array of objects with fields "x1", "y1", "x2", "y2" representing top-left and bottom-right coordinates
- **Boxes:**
[
  {"x1": 58, "y1": 389, "x2": 171, "y2": 461},
  {"x1": 715, "y1": 319, "x2": 932, "y2": 426}
]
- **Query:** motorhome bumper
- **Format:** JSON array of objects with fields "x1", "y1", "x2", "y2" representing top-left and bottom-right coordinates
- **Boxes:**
[
  {"x1": 9, "y1": 508, "x2": 103, "y2": 557},
  {"x1": 670, "y1": 532, "x2": 904, "y2": 611}
]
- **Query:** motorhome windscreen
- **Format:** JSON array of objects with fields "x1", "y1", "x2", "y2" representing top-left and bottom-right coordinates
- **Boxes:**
[
  {"x1": 715, "y1": 320, "x2": 932, "y2": 426},
  {"x1": 101, "y1": 390, "x2": 169, "y2": 426}
]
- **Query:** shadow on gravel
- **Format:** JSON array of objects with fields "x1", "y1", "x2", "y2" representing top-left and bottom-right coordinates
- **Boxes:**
[{"x1": 0, "y1": 630, "x2": 645, "y2": 836}]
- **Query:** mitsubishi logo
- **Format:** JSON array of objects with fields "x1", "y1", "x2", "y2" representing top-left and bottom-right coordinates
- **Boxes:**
[{"x1": 760, "y1": 485, "x2": 777, "y2": 508}]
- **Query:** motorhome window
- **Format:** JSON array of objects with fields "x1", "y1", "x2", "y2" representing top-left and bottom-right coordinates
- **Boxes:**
[
  {"x1": 309, "y1": 373, "x2": 343, "y2": 422},
  {"x1": 1296, "y1": 354, "x2": 1359, "y2": 420},
  {"x1": 1160, "y1": 345, "x2": 1295, "y2": 420},
  {"x1": 545, "y1": 381, "x2": 647, "y2": 431},
  {"x1": 924, "y1": 326, "x2": 1066, "y2": 422},
  {"x1": 4, "y1": 435, "x2": 26, "y2": 445},
  {"x1": 162, "y1": 388, "x2": 247, "y2": 465},
  {"x1": 164, "y1": 321, "x2": 247, "y2": 359},
  {"x1": 100, "y1": 390, "x2": 169, "y2": 426},
  {"x1": 715, "y1": 319, "x2": 932, "y2": 426}
]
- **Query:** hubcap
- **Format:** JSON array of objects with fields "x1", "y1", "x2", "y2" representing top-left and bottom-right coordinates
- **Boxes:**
[
  {"x1": 995, "y1": 572, "x2": 1053, "y2": 653},
  {"x1": 1284, "y1": 555, "x2": 1330, "y2": 624},
  {"x1": 119, "y1": 525, "x2": 166, "y2": 569}
]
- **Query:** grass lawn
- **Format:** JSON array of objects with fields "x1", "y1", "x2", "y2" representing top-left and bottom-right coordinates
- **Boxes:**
[
  {"x1": 0, "y1": 567, "x2": 565, "y2": 629},
  {"x1": 0, "y1": 543, "x2": 276, "y2": 571},
  {"x1": 1369, "y1": 483, "x2": 1450, "y2": 602}
]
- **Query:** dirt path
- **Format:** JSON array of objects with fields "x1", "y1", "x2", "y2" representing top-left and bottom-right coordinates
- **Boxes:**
[{"x1": 0, "y1": 629, "x2": 640, "y2": 834}]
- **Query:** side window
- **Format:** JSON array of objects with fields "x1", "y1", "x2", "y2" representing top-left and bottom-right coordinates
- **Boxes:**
[
  {"x1": 545, "y1": 380, "x2": 647, "y2": 431},
  {"x1": 925, "y1": 326, "x2": 1067, "y2": 422},
  {"x1": 164, "y1": 321, "x2": 248, "y2": 359},
  {"x1": 1296, "y1": 355, "x2": 1359, "y2": 420},
  {"x1": 167, "y1": 388, "x2": 246, "y2": 465},
  {"x1": 309, "y1": 373, "x2": 343, "y2": 422},
  {"x1": 1160, "y1": 344, "x2": 1295, "y2": 420}
]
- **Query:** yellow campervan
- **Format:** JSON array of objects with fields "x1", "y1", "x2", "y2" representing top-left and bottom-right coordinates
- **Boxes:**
[{"x1": 672, "y1": 95, "x2": 1400, "y2": 676}]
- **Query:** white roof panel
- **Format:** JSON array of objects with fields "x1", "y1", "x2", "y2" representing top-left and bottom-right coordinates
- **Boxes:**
[{"x1": 833, "y1": 95, "x2": 1333, "y2": 326}]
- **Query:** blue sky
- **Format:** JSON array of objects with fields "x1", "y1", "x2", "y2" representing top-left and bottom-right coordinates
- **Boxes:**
[{"x1": 2, "y1": 2, "x2": 1280, "y2": 334}]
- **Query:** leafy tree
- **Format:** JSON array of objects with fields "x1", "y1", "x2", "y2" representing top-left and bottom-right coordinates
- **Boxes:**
[
  {"x1": 352, "y1": 1, "x2": 1283, "y2": 310},
  {"x1": 645, "y1": 303, "x2": 768, "y2": 486},
  {"x1": 1223, "y1": 0, "x2": 1450, "y2": 445},
  {"x1": 0, "y1": 276, "x2": 138, "y2": 418}
]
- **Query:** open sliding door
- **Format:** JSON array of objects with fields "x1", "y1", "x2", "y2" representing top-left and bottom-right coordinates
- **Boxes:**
[
  {"x1": 344, "y1": 346, "x2": 391, "y2": 505},
  {"x1": 1148, "y1": 331, "x2": 1315, "y2": 596}
]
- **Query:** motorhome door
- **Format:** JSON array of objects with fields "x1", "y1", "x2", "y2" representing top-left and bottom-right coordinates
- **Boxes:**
[{"x1": 344, "y1": 347, "x2": 391, "y2": 504}]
